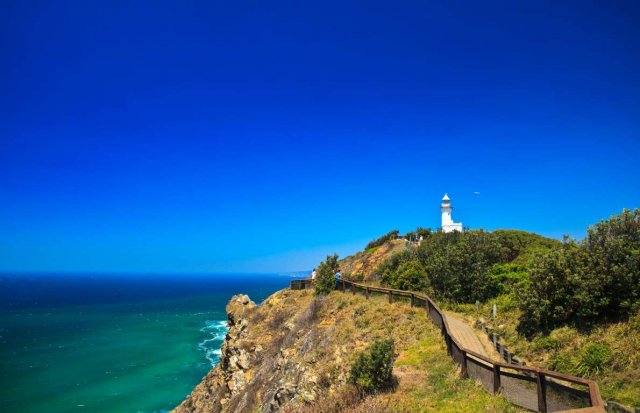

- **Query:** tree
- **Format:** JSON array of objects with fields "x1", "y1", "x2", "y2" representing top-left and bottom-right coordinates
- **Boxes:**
[
  {"x1": 417, "y1": 230, "x2": 503, "y2": 302},
  {"x1": 314, "y1": 253, "x2": 340, "y2": 295},
  {"x1": 383, "y1": 260, "x2": 428, "y2": 291},
  {"x1": 517, "y1": 209, "x2": 640, "y2": 336}
]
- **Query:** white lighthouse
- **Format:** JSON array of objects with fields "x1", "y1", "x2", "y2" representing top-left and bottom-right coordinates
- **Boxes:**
[{"x1": 441, "y1": 193, "x2": 463, "y2": 233}]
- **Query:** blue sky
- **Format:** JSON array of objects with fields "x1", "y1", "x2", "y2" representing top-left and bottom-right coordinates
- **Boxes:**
[{"x1": 1, "y1": 1, "x2": 639, "y2": 273}]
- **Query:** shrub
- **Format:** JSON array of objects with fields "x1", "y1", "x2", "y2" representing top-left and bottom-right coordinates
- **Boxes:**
[
  {"x1": 314, "y1": 254, "x2": 340, "y2": 296},
  {"x1": 551, "y1": 342, "x2": 613, "y2": 379},
  {"x1": 518, "y1": 209, "x2": 640, "y2": 336},
  {"x1": 348, "y1": 339, "x2": 396, "y2": 394},
  {"x1": 572, "y1": 343, "x2": 612, "y2": 378},
  {"x1": 416, "y1": 230, "x2": 503, "y2": 302},
  {"x1": 532, "y1": 336, "x2": 561, "y2": 351},
  {"x1": 365, "y1": 230, "x2": 399, "y2": 250},
  {"x1": 387, "y1": 260, "x2": 428, "y2": 291}
]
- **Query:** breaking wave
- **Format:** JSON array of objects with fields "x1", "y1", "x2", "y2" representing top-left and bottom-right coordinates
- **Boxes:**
[{"x1": 198, "y1": 320, "x2": 228, "y2": 366}]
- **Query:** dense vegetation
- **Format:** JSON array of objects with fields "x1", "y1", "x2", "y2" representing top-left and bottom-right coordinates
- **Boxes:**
[
  {"x1": 315, "y1": 253, "x2": 340, "y2": 295},
  {"x1": 365, "y1": 230, "x2": 399, "y2": 250},
  {"x1": 376, "y1": 210, "x2": 640, "y2": 337},
  {"x1": 369, "y1": 210, "x2": 640, "y2": 405},
  {"x1": 349, "y1": 339, "x2": 396, "y2": 395},
  {"x1": 518, "y1": 209, "x2": 640, "y2": 336},
  {"x1": 378, "y1": 228, "x2": 558, "y2": 303}
]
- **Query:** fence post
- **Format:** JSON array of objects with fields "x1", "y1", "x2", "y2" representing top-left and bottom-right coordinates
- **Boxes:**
[
  {"x1": 536, "y1": 372, "x2": 547, "y2": 413},
  {"x1": 461, "y1": 350, "x2": 468, "y2": 378},
  {"x1": 351, "y1": 283, "x2": 355, "y2": 295},
  {"x1": 365, "y1": 287, "x2": 369, "y2": 299},
  {"x1": 444, "y1": 332, "x2": 452, "y2": 355},
  {"x1": 388, "y1": 290, "x2": 392, "y2": 304},
  {"x1": 492, "y1": 365, "x2": 501, "y2": 394},
  {"x1": 410, "y1": 293, "x2": 415, "y2": 307}
]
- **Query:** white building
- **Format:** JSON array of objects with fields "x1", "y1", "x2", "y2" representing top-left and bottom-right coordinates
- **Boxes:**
[{"x1": 441, "y1": 193, "x2": 463, "y2": 233}]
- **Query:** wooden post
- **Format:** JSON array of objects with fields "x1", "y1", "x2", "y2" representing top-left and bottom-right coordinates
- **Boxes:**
[
  {"x1": 536, "y1": 372, "x2": 547, "y2": 413},
  {"x1": 351, "y1": 283, "x2": 355, "y2": 295},
  {"x1": 365, "y1": 287, "x2": 370, "y2": 299},
  {"x1": 461, "y1": 351, "x2": 468, "y2": 378},
  {"x1": 410, "y1": 293, "x2": 415, "y2": 307},
  {"x1": 445, "y1": 333, "x2": 452, "y2": 355},
  {"x1": 493, "y1": 365, "x2": 501, "y2": 394},
  {"x1": 388, "y1": 290, "x2": 392, "y2": 304}
]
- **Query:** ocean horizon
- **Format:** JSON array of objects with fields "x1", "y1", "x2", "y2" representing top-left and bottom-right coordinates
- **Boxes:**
[{"x1": 0, "y1": 272, "x2": 292, "y2": 413}]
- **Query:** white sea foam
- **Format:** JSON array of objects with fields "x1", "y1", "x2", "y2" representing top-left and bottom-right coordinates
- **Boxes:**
[{"x1": 199, "y1": 319, "x2": 228, "y2": 367}]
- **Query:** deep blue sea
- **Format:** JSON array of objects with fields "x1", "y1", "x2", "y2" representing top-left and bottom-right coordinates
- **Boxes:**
[{"x1": 0, "y1": 273, "x2": 290, "y2": 413}]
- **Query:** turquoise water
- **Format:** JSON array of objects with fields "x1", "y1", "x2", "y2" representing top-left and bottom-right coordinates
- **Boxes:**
[{"x1": 0, "y1": 274, "x2": 290, "y2": 413}]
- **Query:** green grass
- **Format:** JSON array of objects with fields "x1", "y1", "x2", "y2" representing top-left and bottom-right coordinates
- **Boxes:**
[
  {"x1": 445, "y1": 293, "x2": 640, "y2": 408},
  {"x1": 328, "y1": 290, "x2": 521, "y2": 412},
  {"x1": 391, "y1": 336, "x2": 523, "y2": 412}
]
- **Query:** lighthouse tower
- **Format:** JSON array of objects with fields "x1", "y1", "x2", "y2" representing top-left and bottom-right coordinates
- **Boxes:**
[{"x1": 441, "y1": 193, "x2": 463, "y2": 233}]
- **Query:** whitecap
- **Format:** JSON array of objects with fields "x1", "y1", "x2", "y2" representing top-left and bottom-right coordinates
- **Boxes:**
[{"x1": 199, "y1": 319, "x2": 228, "y2": 367}]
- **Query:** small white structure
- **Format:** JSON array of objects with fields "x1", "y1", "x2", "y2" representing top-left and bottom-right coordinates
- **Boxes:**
[{"x1": 441, "y1": 193, "x2": 463, "y2": 233}]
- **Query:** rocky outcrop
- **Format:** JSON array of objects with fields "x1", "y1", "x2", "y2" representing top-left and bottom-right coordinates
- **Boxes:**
[
  {"x1": 172, "y1": 290, "x2": 332, "y2": 413},
  {"x1": 172, "y1": 285, "x2": 443, "y2": 413}
]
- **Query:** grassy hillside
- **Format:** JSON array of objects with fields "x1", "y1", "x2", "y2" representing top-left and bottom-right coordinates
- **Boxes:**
[
  {"x1": 449, "y1": 297, "x2": 640, "y2": 407},
  {"x1": 365, "y1": 209, "x2": 640, "y2": 408},
  {"x1": 282, "y1": 290, "x2": 523, "y2": 412}
]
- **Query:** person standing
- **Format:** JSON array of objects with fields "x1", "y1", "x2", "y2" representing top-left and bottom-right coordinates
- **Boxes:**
[{"x1": 311, "y1": 268, "x2": 317, "y2": 280}]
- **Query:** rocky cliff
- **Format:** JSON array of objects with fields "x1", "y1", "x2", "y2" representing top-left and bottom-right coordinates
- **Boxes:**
[
  {"x1": 172, "y1": 289, "x2": 325, "y2": 413},
  {"x1": 172, "y1": 285, "x2": 519, "y2": 413},
  {"x1": 171, "y1": 287, "x2": 438, "y2": 413}
]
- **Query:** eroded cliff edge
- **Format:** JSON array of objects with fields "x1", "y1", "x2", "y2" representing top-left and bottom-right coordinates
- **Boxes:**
[
  {"x1": 172, "y1": 288, "x2": 520, "y2": 413},
  {"x1": 172, "y1": 289, "x2": 331, "y2": 413}
]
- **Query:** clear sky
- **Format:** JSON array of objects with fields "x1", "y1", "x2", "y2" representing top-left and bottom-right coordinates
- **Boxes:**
[{"x1": 1, "y1": 1, "x2": 639, "y2": 274}]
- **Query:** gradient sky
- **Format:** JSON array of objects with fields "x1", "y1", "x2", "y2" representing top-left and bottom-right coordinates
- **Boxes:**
[{"x1": 1, "y1": 1, "x2": 639, "y2": 273}]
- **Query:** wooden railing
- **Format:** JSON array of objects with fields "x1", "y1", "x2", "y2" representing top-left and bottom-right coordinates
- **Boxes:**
[{"x1": 289, "y1": 278, "x2": 605, "y2": 413}]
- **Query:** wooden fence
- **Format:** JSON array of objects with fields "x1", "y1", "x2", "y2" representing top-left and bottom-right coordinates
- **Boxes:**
[{"x1": 289, "y1": 278, "x2": 605, "y2": 413}]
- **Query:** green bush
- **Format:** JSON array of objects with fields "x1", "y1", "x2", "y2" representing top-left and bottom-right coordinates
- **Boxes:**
[
  {"x1": 365, "y1": 230, "x2": 399, "y2": 250},
  {"x1": 518, "y1": 209, "x2": 640, "y2": 336},
  {"x1": 572, "y1": 343, "x2": 612, "y2": 378},
  {"x1": 551, "y1": 343, "x2": 612, "y2": 379},
  {"x1": 532, "y1": 336, "x2": 561, "y2": 351},
  {"x1": 348, "y1": 339, "x2": 396, "y2": 394},
  {"x1": 383, "y1": 260, "x2": 428, "y2": 291},
  {"x1": 377, "y1": 229, "x2": 557, "y2": 303},
  {"x1": 314, "y1": 254, "x2": 340, "y2": 296}
]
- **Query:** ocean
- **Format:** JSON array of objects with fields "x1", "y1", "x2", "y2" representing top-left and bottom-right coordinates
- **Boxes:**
[{"x1": 0, "y1": 273, "x2": 291, "y2": 413}]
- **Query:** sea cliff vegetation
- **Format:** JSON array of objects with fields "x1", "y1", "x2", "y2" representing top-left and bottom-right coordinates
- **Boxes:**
[
  {"x1": 173, "y1": 289, "x2": 521, "y2": 413},
  {"x1": 363, "y1": 209, "x2": 639, "y2": 406}
]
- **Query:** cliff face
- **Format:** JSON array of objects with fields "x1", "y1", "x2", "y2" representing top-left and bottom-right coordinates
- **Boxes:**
[
  {"x1": 172, "y1": 285, "x2": 526, "y2": 413},
  {"x1": 171, "y1": 288, "x2": 434, "y2": 413},
  {"x1": 172, "y1": 290, "x2": 324, "y2": 413}
]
